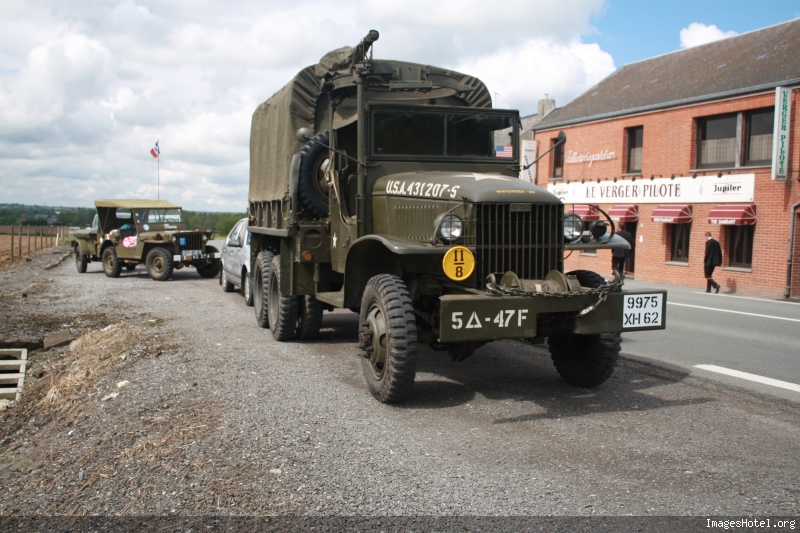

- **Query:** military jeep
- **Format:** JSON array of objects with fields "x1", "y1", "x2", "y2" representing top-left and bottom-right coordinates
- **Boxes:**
[{"x1": 73, "y1": 199, "x2": 220, "y2": 281}]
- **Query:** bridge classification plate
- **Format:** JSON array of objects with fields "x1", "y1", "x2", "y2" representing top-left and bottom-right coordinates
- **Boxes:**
[
  {"x1": 622, "y1": 293, "x2": 663, "y2": 328},
  {"x1": 442, "y1": 246, "x2": 475, "y2": 282}
]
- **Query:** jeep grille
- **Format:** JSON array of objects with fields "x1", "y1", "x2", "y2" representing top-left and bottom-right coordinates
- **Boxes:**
[
  {"x1": 178, "y1": 233, "x2": 204, "y2": 251},
  {"x1": 474, "y1": 203, "x2": 563, "y2": 286}
]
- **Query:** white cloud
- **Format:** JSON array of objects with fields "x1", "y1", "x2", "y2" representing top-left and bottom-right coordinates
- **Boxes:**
[
  {"x1": 0, "y1": 0, "x2": 611, "y2": 211},
  {"x1": 679, "y1": 22, "x2": 738, "y2": 49}
]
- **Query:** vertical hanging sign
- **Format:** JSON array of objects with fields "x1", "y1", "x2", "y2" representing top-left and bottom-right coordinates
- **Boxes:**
[
  {"x1": 521, "y1": 140, "x2": 537, "y2": 183},
  {"x1": 771, "y1": 87, "x2": 791, "y2": 180}
]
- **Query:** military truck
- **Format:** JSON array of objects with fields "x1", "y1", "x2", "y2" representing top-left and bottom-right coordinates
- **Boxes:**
[
  {"x1": 73, "y1": 199, "x2": 220, "y2": 281},
  {"x1": 247, "y1": 31, "x2": 667, "y2": 403}
]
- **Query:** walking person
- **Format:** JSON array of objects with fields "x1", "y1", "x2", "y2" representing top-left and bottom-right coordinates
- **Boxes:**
[
  {"x1": 612, "y1": 228, "x2": 635, "y2": 279},
  {"x1": 704, "y1": 231, "x2": 722, "y2": 293}
]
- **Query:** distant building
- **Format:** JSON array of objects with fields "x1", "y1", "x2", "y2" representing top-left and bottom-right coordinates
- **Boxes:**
[{"x1": 534, "y1": 18, "x2": 800, "y2": 298}]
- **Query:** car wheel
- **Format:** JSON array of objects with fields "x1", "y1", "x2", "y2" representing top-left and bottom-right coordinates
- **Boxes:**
[
  {"x1": 243, "y1": 269, "x2": 254, "y2": 306},
  {"x1": 358, "y1": 274, "x2": 418, "y2": 403},
  {"x1": 221, "y1": 264, "x2": 235, "y2": 292}
]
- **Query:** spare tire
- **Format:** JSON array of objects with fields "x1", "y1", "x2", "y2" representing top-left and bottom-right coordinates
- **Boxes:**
[{"x1": 297, "y1": 130, "x2": 330, "y2": 219}]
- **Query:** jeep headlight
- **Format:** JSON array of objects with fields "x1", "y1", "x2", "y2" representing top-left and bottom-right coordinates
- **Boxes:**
[
  {"x1": 563, "y1": 213, "x2": 583, "y2": 242},
  {"x1": 171, "y1": 235, "x2": 178, "y2": 242},
  {"x1": 202, "y1": 234, "x2": 209, "y2": 242},
  {"x1": 439, "y1": 214, "x2": 463, "y2": 241}
]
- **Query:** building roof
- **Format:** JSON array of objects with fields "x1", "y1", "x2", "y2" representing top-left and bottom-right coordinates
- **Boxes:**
[
  {"x1": 94, "y1": 200, "x2": 180, "y2": 209},
  {"x1": 535, "y1": 18, "x2": 800, "y2": 131}
]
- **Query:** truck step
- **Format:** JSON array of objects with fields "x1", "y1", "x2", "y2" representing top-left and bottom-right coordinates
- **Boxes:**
[{"x1": 315, "y1": 290, "x2": 345, "y2": 308}]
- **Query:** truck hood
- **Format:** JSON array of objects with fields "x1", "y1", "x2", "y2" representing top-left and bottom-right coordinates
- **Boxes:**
[{"x1": 373, "y1": 171, "x2": 561, "y2": 204}]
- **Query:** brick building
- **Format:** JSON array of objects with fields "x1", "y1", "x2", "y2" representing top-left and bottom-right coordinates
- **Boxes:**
[{"x1": 533, "y1": 19, "x2": 800, "y2": 298}]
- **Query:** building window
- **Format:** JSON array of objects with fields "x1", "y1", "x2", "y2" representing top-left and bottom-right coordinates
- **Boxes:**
[
  {"x1": 670, "y1": 223, "x2": 691, "y2": 262},
  {"x1": 697, "y1": 114, "x2": 737, "y2": 168},
  {"x1": 729, "y1": 225, "x2": 755, "y2": 268},
  {"x1": 627, "y1": 126, "x2": 643, "y2": 173},
  {"x1": 745, "y1": 108, "x2": 774, "y2": 165},
  {"x1": 551, "y1": 138, "x2": 564, "y2": 179}
]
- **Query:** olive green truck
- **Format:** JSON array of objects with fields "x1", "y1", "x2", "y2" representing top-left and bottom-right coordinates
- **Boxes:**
[{"x1": 247, "y1": 31, "x2": 667, "y2": 403}]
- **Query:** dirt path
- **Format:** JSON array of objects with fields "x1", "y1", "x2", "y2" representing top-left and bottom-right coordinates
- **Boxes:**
[{"x1": 0, "y1": 251, "x2": 798, "y2": 519}]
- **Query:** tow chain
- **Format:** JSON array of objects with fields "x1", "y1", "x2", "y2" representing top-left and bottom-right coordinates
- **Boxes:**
[{"x1": 484, "y1": 272, "x2": 624, "y2": 317}]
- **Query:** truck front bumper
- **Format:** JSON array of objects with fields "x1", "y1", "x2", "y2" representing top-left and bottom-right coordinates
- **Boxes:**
[{"x1": 438, "y1": 289, "x2": 666, "y2": 342}]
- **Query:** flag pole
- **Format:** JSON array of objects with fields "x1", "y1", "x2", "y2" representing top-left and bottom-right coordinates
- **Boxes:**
[{"x1": 157, "y1": 150, "x2": 160, "y2": 200}]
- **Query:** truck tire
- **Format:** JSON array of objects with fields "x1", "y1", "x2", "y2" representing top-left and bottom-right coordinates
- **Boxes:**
[
  {"x1": 358, "y1": 274, "x2": 418, "y2": 403},
  {"x1": 75, "y1": 246, "x2": 88, "y2": 273},
  {"x1": 221, "y1": 263, "x2": 235, "y2": 292},
  {"x1": 146, "y1": 247, "x2": 174, "y2": 281},
  {"x1": 296, "y1": 296, "x2": 324, "y2": 339},
  {"x1": 253, "y1": 251, "x2": 273, "y2": 328},
  {"x1": 102, "y1": 247, "x2": 122, "y2": 278},
  {"x1": 243, "y1": 268, "x2": 254, "y2": 306},
  {"x1": 548, "y1": 269, "x2": 620, "y2": 387},
  {"x1": 297, "y1": 130, "x2": 330, "y2": 219},
  {"x1": 267, "y1": 255, "x2": 298, "y2": 341},
  {"x1": 197, "y1": 246, "x2": 221, "y2": 278}
]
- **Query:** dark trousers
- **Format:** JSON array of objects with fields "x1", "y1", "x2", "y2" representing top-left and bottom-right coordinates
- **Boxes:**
[
  {"x1": 704, "y1": 265, "x2": 720, "y2": 291},
  {"x1": 612, "y1": 256, "x2": 626, "y2": 275}
]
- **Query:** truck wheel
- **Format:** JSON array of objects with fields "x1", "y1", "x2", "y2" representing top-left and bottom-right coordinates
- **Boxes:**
[
  {"x1": 197, "y1": 246, "x2": 221, "y2": 278},
  {"x1": 358, "y1": 274, "x2": 418, "y2": 403},
  {"x1": 297, "y1": 130, "x2": 330, "y2": 219},
  {"x1": 146, "y1": 247, "x2": 174, "y2": 281},
  {"x1": 253, "y1": 251, "x2": 274, "y2": 328},
  {"x1": 296, "y1": 296, "x2": 324, "y2": 339},
  {"x1": 75, "y1": 246, "x2": 88, "y2": 273},
  {"x1": 267, "y1": 255, "x2": 298, "y2": 341},
  {"x1": 549, "y1": 269, "x2": 620, "y2": 387},
  {"x1": 102, "y1": 247, "x2": 121, "y2": 278},
  {"x1": 243, "y1": 269, "x2": 254, "y2": 307},
  {"x1": 221, "y1": 264, "x2": 235, "y2": 292}
]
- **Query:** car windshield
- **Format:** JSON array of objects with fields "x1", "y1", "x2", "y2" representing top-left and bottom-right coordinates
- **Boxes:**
[
  {"x1": 371, "y1": 109, "x2": 516, "y2": 159},
  {"x1": 134, "y1": 208, "x2": 183, "y2": 224}
]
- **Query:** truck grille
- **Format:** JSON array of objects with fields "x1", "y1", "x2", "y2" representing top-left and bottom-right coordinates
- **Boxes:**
[
  {"x1": 474, "y1": 203, "x2": 563, "y2": 286},
  {"x1": 178, "y1": 232, "x2": 204, "y2": 251}
]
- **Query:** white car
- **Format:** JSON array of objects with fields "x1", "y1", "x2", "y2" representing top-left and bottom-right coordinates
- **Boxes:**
[{"x1": 219, "y1": 218, "x2": 253, "y2": 305}]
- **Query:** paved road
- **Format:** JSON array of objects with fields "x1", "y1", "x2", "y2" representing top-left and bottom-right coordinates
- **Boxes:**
[{"x1": 620, "y1": 278, "x2": 800, "y2": 403}]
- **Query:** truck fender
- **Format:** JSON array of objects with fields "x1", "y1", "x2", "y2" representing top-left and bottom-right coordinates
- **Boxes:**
[{"x1": 343, "y1": 237, "x2": 403, "y2": 308}]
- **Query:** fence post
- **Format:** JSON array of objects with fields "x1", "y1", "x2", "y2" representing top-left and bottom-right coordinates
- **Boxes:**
[
  {"x1": 27, "y1": 226, "x2": 30, "y2": 255},
  {"x1": 10, "y1": 225, "x2": 14, "y2": 262},
  {"x1": 18, "y1": 224, "x2": 22, "y2": 258}
]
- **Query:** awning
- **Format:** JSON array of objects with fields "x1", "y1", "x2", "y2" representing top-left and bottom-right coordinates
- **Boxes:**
[
  {"x1": 567, "y1": 204, "x2": 599, "y2": 221},
  {"x1": 651, "y1": 204, "x2": 693, "y2": 224},
  {"x1": 608, "y1": 204, "x2": 639, "y2": 222},
  {"x1": 708, "y1": 204, "x2": 757, "y2": 225}
]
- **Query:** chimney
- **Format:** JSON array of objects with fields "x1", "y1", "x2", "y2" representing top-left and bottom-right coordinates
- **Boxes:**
[{"x1": 538, "y1": 94, "x2": 555, "y2": 118}]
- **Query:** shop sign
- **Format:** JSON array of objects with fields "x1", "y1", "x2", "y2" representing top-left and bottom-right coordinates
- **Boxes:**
[
  {"x1": 547, "y1": 174, "x2": 755, "y2": 204},
  {"x1": 771, "y1": 87, "x2": 792, "y2": 181},
  {"x1": 520, "y1": 140, "x2": 537, "y2": 183},
  {"x1": 566, "y1": 150, "x2": 616, "y2": 167}
]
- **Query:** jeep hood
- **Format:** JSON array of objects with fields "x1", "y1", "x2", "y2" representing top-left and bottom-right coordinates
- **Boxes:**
[{"x1": 372, "y1": 171, "x2": 561, "y2": 204}]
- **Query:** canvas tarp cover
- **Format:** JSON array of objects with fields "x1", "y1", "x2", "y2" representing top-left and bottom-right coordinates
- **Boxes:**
[
  {"x1": 95, "y1": 199, "x2": 180, "y2": 209},
  {"x1": 249, "y1": 61, "x2": 492, "y2": 203}
]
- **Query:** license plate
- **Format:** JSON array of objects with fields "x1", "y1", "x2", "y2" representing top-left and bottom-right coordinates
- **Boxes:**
[
  {"x1": 622, "y1": 293, "x2": 663, "y2": 328},
  {"x1": 439, "y1": 296, "x2": 536, "y2": 342},
  {"x1": 181, "y1": 251, "x2": 207, "y2": 261}
]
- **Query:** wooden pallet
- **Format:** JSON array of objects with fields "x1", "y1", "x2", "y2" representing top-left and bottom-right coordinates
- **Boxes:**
[{"x1": 0, "y1": 348, "x2": 29, "y2": 401}]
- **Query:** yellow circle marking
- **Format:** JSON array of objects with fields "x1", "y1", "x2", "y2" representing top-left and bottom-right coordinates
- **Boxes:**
[{"x1": 442, "y1": 246, "x2": 475, "y2": 282}]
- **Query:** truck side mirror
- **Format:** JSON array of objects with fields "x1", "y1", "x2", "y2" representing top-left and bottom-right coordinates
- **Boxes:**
[{"x1": 296, "y1": 128, "x2": 313, "y2": 143}]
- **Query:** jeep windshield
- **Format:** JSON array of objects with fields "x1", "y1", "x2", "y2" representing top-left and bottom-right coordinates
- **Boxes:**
[
  {"x1": 370, "y1": 107, "x2": 517, "y2": 159},
  {"x1": 134, "y1": 208, "x2": 183, "y2": 224}
]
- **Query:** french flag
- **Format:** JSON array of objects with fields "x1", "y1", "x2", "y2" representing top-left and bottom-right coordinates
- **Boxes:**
[{"x1": 150, "y1": 141, "x2": 160, "y2": 158}]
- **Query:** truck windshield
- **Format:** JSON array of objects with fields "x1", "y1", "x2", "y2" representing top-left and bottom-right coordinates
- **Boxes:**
[
  {"x1": 134, "y1": 208, "x2": 183, "y2": 224},
  {"x1": 372, "y1": 109, "x2": 516, "y2": 159}
]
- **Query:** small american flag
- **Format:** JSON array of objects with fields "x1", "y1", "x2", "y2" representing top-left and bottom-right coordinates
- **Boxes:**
[{"x1": 495, "y1": 145, "x2": 513, "y2": 158}]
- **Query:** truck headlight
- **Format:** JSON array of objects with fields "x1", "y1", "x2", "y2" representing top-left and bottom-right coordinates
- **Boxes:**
[
  {"x1": 439, "y1": 214, "x2": 463, "y2": 241},
  {"x1": 563, "y1": 213, "x2": 583, "y2": 242}
]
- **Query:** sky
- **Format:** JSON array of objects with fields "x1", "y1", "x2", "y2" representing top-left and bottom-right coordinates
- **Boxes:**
[{"x1": 1, "y1": 1, "x2": 798, "y2": 212}]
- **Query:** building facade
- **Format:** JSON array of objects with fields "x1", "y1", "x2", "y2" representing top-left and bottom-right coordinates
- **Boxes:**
[{"x1": 533, "y1": 19, "x2": 800, "y2": 298}]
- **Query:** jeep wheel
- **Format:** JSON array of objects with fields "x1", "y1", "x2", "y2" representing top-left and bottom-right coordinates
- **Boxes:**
[
  {"x1": 267, "y1": 255, "x2": 298, "y2": 341},
  {"x1": 297, "y1": 130, "x2": 330, "y2": 219},
  {"x1": 102, "y1": 247, "x2": 121, "y2": 278},
  {"x1": 197, "y1": 246, "x2": 221, "y2": 278},
  {"x1": 548, "y1": 270, "x2": 620, "y2": 387},
  {"x1": 146, "y1": 247, "x2": 174, "y2": 281},
  {"x1": 221, "y1": 264, "x2": 235, "y2": 292},
  {"x1": 75, "y1": 247, "x2": 88, "y2": 273},
  {"x1": 358, "y1": 274, "x2": 418, "y2": 403},
  {"x1": 296, "y1": 296, "x2": 324, "y2": 339},
  {"x1": 243, "y1": 269, "x2": 254, "y2": 307},
  {"x1": 253, "y1": 251, "x2": 274, "y2": 328}
]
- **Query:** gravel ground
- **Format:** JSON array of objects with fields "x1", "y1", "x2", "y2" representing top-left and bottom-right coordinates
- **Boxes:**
[{"x1": 0, "y1": 247, "x2": 798, "y2": 519}]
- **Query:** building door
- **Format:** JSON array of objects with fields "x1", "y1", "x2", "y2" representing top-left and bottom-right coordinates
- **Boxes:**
[{"x1": 623, "y1": 221, "x2": 637, "y2": 274}]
